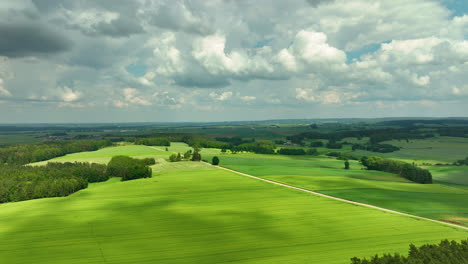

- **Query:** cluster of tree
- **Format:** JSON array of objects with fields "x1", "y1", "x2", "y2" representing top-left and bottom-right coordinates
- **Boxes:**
[
  {"x1": 212, "y1": 156, "x2": 220, "y2": 165},
  {"x1": 455, "y1": 156, "x2": 468, "y2": 166},
  {"x1": 135, "y1": 138, "x2": 170, "y2": 146},
  {"x1": 360, "y1": 156, "x2": 432, "y2": 184},
  {"x1": 350, "y1": 239, "x2": 468, "y2": 264},
  {"x1": 277, "y1": 148, "x2": 318, "y2": 155},
  {"x1": 169, "y1": 148, "x2": 202, "y2": 162},
  {"x1": 310, "y1": 141, "x2": 324, "y2": 147},
  {"x1": 0, "y1": 162, "x2": 109, "y2": 203},
  {"x1": 438, "y1": 127, "x2": 468, "y2": 138},
  {"x1": 352, "y1": 143, "x2": 400, "y2": 153},
  {"x1": 106, "y1": 156, "x2": 153, "y2": 181},
  {"x1": 232, "y1": 141, "x2": 276, "y2": 154},
  {"x1": 326, "y1": 139, "x2": 343, "y2": 149},
  {"x1": 0, "y1": 140, "x2": 112, "y2": 165},
  {"x1": 287, "y1": 127, "x2": 435, "y2": 146}
]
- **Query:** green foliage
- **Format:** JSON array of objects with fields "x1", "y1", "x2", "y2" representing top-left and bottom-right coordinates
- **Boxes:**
[
  {"x1": 139, "y1": 157, "x2": 156, "y2": 166},
  {"x1": 106, "y1": 156, "x2": 152, "y2": 181},
  {"x1": 345, "y1": 160, "x2": 350, "y2": 170},
  {"x1": 184, "y1": 149, "x2": 192, "y2": 159},
  {"x1": 0, "y1": 162, "x2": 111, "y2": 203},
  {"x1": 192, "y1": 148, "x2": 202, "y2": 161},
  {"x1": 169, "y1": 154, "x2": 177, "y2": 162},
  {"x1": 352, "y1": 143, "x2": 400, "y2": 153},
  {"x1": 0, "y1": 139, "x2": 112, "y2": 165},
  {"x1": 135, "y1": 138, "x2": 170, "y2": 146},
  {"x1": 278, "y1": 148, "x2": 306, "y2": 155},
  {"x1": 350, "y1": 239, "x2": 468, "y2": 264},
  {"x1": 455, "y1": 156, "x2": 468, "y2": 165},
  {"x1": 361, "y1": 156, "x2": 432, "y2": 184},
  {"x1": 212, "y1": 156, "x2": 220, "y2": 165},
  {"x1": 233, "y1": 141, "x2": 276, "y2": 154},
  {"x1": 310, "y1": 141, "x2": 324, "y2": 147}
]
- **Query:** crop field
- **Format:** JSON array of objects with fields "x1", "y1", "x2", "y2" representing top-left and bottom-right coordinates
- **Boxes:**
[
  {"x1": 428, "y1": 165, "x2": 468, "y2": 186},
  {"x1": 207, "y1": 153, "x2": 468, "y2": 226},
  {"x1": 0, "y1": 151, "x2": 467, "y2": 264},
  {"x1": 30, "y1": 145, "x2": 172, "y2": 165},
  {"x1": 351, "y1": 137, "x2": 468, "y2": 164}
]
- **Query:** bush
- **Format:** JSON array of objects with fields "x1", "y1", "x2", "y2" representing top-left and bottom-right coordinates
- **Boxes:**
[
  {"x1": 139, "y1": 157, "x2": 156, "y2": 166},
  {"x1": 212, "y1": 156, "x2": 220, "y2": 165},
  {"x1": 344, "y1": 160, "x2": 350, "y2": 170}
]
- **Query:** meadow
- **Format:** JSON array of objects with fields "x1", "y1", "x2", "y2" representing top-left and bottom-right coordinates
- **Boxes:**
[
  {"x1": 205, "y1": 153, "x2": 468, "y2": 226},
  {"x1": 350, "y1": 137, "x2": 468, "y2": 164},
  {"x1": 0, "y1": 146, "x2": 467, "y2": 264},
  {"x1": 30, "y1": 145, "x2": 172, "y2": 165}
]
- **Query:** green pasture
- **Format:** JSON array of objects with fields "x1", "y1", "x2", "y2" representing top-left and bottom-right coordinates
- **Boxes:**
[
  {"x1": 0, "y1": 133, "x2": 42, "y2": 145},
  {"x1": 428, "y1": 165, "x2": 468, "y2": 186},
  {"x1": 0, "y1": 159, "x2": 466, "y2": 264},
  {"x1": 351, "y1": 137, "x2": 468, "y2": 164},
  {"x1": 208, "y1": 153, "x2": 468, "y2": 225},
  {"x1": 30, "y1": 145, "x2": 171, "y2": 165}
]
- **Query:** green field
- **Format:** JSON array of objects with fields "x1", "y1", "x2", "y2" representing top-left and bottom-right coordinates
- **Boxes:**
[
  {"x1": 351, "y1": 137, "x2": 468, "y2": 164},
  {"x1": 428, "y1": 165, "x2": 468, "y2": 186},
  {"x1": 1, "y1": 149, "x2": 466, "y2": 264},
  {"x1": 207, "y1": 153, "x2": 468, "y2": 226},
  {"x1": 30, "y1": 145, "x2": 172, "y2": 165}
]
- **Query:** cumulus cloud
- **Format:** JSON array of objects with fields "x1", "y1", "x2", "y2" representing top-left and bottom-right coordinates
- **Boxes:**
[
  {"x1": 121, "y1": 88, "x2": 151, "y2": 106},
  {"x1": 59, "y1": 87, "x2": 82, "y2": 102},
  {"x1": 0, "y1": 0, "x2": 467, "y2": 121},
  {"x1": 0, "y1": 79, "x2": 11, "y2": 97},
  {"x1": 209, "y1": 91, "x2": 233, "y2": 101}
]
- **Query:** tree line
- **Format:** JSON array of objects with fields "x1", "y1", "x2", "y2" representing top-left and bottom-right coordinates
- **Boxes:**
[
  {"x1": 0, "y1": 139, "x2": 112, "y2": 165},
  {"x1": 360, "y1": 156, "x2": 432, "y2": 184},
  {"x1": 0, "y1": 156, "x2": 155, "y2": 203},
  {"x1": 350, "y1": 239, "x2": 468, "y2": 264}
]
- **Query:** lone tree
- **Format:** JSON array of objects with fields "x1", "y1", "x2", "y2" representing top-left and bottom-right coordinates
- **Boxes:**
[
  {"x1": 191, "y1": 147, "x2": 202, "y2": 161},
  {"x1": 344, "y1": 160, "x2": 350, "y2": 170},
  {"x1": 212, "y1": 156, "x2": 220, "y2": 165}
]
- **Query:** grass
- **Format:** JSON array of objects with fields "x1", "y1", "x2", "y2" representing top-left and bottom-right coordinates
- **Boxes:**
[
  {"x1": 208, "y1": 153, "x2": 468, "y2": 225},
  {"x1": 1, "y1": 157, "x2": 467, "y2": 264},
  {"x1": 30, "y1": 145, "x2": 171, "y2": 165},
  {"x1": 428, "y1": 165, "x2": 468, "y2": 186},
  {"x1": 351, "y1": 137, "x2": 468, "y2": 164}
]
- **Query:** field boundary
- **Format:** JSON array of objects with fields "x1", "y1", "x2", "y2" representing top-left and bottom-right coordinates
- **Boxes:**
[{"x1": 205, "y1": 163, "x2": 468, "y2": 231}]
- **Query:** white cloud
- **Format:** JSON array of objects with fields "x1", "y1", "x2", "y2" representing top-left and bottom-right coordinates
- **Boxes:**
[
  {"x1": 122, "y1": 88, "x2": 151, "y2": 106},
  {"x1": 209, "y1": 91, "x2": 233, "y2": 101},
  {"x1": 0, "y1": 79, "x2": 11, "y2": 97},
  {"x1": 59, "y1": 87, "x2": 82, "y2": 102},
  {"x1": 240, "y1": 95, "x2": 256, "y2": 102},
  {"x1": 113, "y1": 100, "x2": 129, "y2": 108}
]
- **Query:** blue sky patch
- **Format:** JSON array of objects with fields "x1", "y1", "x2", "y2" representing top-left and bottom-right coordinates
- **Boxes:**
[{"x1": 126, "y1": 64, "x2": 147, "y2": 77}]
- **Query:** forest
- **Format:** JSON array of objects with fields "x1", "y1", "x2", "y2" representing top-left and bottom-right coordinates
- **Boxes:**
[
  {"x1": 350, "y1": 239, "x2": 468, "y2": 264},
  {"x1": 0, "y1": 139, "x2": 112, "y2": 165},
  {"x1": 0, "y1": 156, "x2": 155, "y2": 203},
  {"x1": 361, "y1": 156, "x2": 433, "y2": 184}
]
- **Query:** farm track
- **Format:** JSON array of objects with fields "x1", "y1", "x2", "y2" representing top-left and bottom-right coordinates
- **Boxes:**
[{"x1": 204, "y1": 162, "x2": 468, "y2": 231}]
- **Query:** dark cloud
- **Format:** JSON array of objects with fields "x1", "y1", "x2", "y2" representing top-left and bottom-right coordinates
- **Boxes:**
[
  {"x1": 92, "y1": 16, "x2": 144, "y2": 38},
  {"x1": 174, "y1": 75, "x2": 231, "y2": 88},
  {"x1": 0, "y1": 23, "x2": 71, "y2": 57},
  {"x1": 148, "y1": 3, "x2": 213, "y2": 35}
]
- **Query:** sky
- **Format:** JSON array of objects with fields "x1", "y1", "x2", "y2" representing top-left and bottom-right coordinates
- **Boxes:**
[{"x1": 0, "y1": 0, "x2": 467, "y2": 123}]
